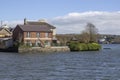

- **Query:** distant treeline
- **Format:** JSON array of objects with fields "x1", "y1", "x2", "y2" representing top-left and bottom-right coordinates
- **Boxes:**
[
  {"x1": 56, "y1": 23, "x2": 120, "y2": 45},
  {"x1": 56, "y1": 34, "x2": 120, "y2": 45}
]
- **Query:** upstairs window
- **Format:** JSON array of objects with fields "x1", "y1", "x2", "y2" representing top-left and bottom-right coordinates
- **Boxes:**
[
  {"x1": 36, "y1": 32, "x2": 40, "y2": 38},
  {"x1": 26, "y1": 32, "x2": 30, "y2": 38},
  {"x1": 45, "y1": 32, "x2": 49, "y2": 38}
]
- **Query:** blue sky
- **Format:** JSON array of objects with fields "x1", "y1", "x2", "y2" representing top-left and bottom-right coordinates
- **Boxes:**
[
  {"x1": 0, "y1": 0, "x2": 120, "y2": 34},
  {"x1": 0, "y1": 0, "x2": 119, "y2": 20}
]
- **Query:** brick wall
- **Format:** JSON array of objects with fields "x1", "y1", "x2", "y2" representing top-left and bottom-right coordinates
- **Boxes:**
[
  {"x1": 23, "y1": 31, "x2": 53, "y2": 45},
  {"x1": 24, "y1": 32, "x2": 53, "y2": 38}
]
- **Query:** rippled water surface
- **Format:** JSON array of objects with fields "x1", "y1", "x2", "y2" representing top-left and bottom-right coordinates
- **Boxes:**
[{"x1": 0, "y1": 44, "x2": 120, "y2": 80}]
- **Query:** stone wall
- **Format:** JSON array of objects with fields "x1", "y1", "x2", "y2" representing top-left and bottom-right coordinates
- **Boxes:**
[{"x1": 18, "y1": 46, "x2": 70, "y2": 53}]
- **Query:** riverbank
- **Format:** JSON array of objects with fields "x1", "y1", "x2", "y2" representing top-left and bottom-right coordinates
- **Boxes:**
[
  {"x1": 0, "y1": 47, "x2": 18, "y2": 52},
  {"x1": 18, "y1": 46, "x2": 70, "y2": 53},
  {"x1": 0, "y1": 42, "x2": 101, "y2": 53}
]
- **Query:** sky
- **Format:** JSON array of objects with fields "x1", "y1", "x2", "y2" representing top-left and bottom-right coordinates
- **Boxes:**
[{"x1": 0, "y1": 0, "x2": 120, "y2": 34}]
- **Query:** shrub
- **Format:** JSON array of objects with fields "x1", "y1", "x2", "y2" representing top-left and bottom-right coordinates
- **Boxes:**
[
  {"x1": 78, "y1": 43, "x2": 88, "y2": 51},
  {"x1": 19, "y1": 44, "x2": 31, "y2": 49},
  {"x1": 69, "y1": 41, "x2": 79, "y2": 51},
  {"x1": 68, "y1": 41, "x2": 101, "y2": 51},
  {"x1": 92, "y1": 43, "x2": 101, "y2": 50}
]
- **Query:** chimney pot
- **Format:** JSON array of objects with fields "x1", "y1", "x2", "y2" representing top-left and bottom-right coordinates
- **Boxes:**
[{"x1": 24, "y1": 18, "x2": 27, "y2": 25}]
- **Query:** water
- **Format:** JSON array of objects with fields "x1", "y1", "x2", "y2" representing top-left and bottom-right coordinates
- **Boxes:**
[{"x1": 0, "y1": 44, "x2": 120, "y2": 80}]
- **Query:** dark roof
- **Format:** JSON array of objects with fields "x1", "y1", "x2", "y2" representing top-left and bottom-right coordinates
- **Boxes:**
[
  {"x1": 17, "y1": 24, "x2": 54, "y2": 32},
  {"x1": 71, "y1": 37, "x2": 78, "y2": 41},
  {"x1": 26, "y1": 21, "x2": 56, "y2": 29}
]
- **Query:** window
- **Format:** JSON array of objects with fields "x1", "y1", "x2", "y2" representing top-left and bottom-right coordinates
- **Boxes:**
[
  {"x1": 35, "y1": 40, "x2": 41, "y2": 47},
  {"x1": 26, "y1": 32, "x2": 30, "y2": 38},
  {"x1": 45, "y1": 40, "x2": 51, "y2": 47},
  {"x1": 25, "y1": 40, "x2": 32, "y2": 46},
  {"x1": 45, "y1": 32, "x2": 49, "y2": 38},
  {"x1": 36, "y1": 32, "x2": 40, "y2": 38}
]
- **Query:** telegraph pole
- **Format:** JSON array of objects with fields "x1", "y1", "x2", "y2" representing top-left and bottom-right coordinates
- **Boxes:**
[{"x1": 1, "y1": 21, "x2": 3, "y2": 27}]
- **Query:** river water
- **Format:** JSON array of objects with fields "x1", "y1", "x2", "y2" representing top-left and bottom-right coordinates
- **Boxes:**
[{"x1": 0, "y1": 44, "x2": 120, "y2": 80}]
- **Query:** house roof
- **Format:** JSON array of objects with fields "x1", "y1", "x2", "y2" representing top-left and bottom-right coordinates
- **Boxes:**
[
  {"x1": 17, "y1": 20, "x2": 56, "y2": 32},
  {"x1": 0, "y1": 28, "x2": 12, "y2": 34},
  {"x1": 27, "y1": 21, "x2": 55, "y2": 28},
  {"x1": 17, "y1": 24, "x2": 55, "y2": 32}
]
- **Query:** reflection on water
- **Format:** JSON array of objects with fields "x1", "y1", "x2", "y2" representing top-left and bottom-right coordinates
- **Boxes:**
[{"x1": 0, "y1": 44, "x2": 120, "y2": 80}]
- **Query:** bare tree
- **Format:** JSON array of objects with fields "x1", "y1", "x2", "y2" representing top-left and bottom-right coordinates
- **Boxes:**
[
  {"x1": 81, "y1": 23, "x2": 98, "y2": 43},
  {"x1": 81, "y1": 31, "x2": 90, "y2": 43}
]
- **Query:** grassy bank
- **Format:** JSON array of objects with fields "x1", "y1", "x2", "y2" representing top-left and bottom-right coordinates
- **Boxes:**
[{"x1": 68, "y1": 41, "x2": 101, "y2": 51}]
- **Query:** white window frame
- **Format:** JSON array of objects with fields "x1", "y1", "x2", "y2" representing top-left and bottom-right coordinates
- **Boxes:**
[
  {"x1": 45, "y1": 32, "x2": 49, "y2": 38},
  {"x1": 26, "y1": 32, "x2": 30, "y2": 38},
  {"x1": 36, "y1": 32, "x2": 40, "y2": 38}
]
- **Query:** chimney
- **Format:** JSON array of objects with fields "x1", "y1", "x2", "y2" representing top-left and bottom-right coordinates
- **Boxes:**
[{"x1": 24, "y1": 18, "x2": 27, "y2": 25}]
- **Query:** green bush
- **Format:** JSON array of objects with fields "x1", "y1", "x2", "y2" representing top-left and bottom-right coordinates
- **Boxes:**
[
  {"x1": 78, "y1": 43, "x2": 88, "y2": 51},
  {"x1": 91, "y1": 43, "x2": 101, "y2": 50},
  {"x1": 69, "y1": 41, "x2": 79, "y2": 51},
  {"x1": 19, "y1": 44, "x2": 31, "y2": 49},
  {"x1": 88, "y1": 43, "x2": 97, "y2": 51},
  {"x1": 68, "y1": 42, "x2": 101, "y2": 51}
]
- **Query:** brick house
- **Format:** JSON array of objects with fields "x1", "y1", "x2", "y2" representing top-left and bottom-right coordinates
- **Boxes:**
[{"x1": 13, "y1": 19, "x2": 56, "y2": 47}]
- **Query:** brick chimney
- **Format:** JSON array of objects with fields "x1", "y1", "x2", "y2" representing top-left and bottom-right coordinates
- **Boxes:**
[{"x1": 24, "y1": 18, "x2": 27, "y2": 25}]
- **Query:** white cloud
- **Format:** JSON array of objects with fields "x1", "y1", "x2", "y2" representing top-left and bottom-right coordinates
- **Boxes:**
[
  {"x1": 2, "y1": 11, "x2": 120, "y2": 35},
  {"x1": 49, "y1": 11, "x2": 120, "y2": 35},
  {"x1": 1, "y1": 20, "x2": 23, "y2": 28}
]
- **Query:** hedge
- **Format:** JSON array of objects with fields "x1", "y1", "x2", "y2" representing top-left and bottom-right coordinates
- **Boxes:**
[{"x1": 68, "y1": 42, "x2": 101, "y2": 51}]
